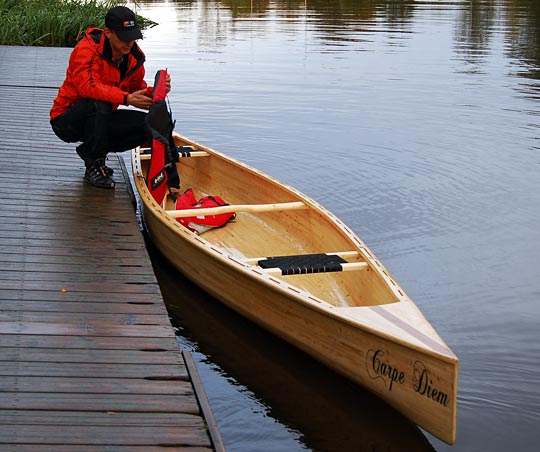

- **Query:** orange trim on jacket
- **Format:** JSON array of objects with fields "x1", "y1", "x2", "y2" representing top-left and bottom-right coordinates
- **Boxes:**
[{"x1": 50, "y1": 28, "x2": 147, "y2": 121}]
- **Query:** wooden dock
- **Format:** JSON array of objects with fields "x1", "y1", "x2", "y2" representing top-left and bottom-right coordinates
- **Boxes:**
[{"x1": 0, "y1": 46, "x2": 224, "y2": 451}]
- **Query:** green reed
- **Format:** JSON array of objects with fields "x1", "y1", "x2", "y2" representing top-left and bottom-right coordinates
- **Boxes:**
[{"x1": 0, "y1": 0, "x2": 156, "y2": 47}]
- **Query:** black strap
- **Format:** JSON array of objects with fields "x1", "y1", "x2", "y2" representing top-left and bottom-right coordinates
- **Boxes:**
[{"x1": 258, "y1": 253, "x2": 347, "y2": 275}]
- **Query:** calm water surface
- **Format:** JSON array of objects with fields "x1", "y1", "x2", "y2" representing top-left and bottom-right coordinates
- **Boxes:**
[{"x1": 136, "y1": 1, "x2": 540, "y2": 451}]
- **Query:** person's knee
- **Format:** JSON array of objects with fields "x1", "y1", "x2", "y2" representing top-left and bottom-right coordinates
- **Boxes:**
[
  {"x1": 91, "y1": 100, "x2": 113, "y2": 116},
  {"x1": 50, "y1": 118, "x2": 81, "y2": 143}
]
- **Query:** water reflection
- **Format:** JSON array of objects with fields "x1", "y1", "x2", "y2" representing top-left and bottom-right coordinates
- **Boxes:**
[
  {"x1": 504, "y1": 0, "x2": 540, "y2": 78},
  {"x1": 140, "y1": 0, "x2": 540, "y2": 77},
  {"x1": 454, "y1": 0, "x2": 497, "y2": 67}
]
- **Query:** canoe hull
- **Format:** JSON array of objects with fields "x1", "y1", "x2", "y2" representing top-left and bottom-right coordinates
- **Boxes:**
[{"x1": 132, "y1": 139, "x2": 458, "y2": 444}]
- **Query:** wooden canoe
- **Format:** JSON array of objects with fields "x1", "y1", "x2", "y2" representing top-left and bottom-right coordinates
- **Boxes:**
[{"x1": 131, "y1": 133, "x2": 459, "y2": 444}]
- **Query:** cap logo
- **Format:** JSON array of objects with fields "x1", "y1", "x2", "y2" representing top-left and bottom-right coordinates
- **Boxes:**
[{"x1": 123, "y1": 20, "x2": 135, "y2": 29}]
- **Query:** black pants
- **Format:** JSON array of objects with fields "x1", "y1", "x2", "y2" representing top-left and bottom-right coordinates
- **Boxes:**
[{"x1": 50, "y1": 99, "x2": 148, "y2": 166}]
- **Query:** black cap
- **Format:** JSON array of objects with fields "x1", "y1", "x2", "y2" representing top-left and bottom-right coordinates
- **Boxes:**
[{"x1": 105, "y1": 6, "x2": 143, "y2": 42}]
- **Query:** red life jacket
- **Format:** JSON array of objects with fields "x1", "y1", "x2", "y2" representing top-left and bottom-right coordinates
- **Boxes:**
[
  {"x1": 145, "y1": 69, "x2": 180, "y2": 205},
  {"x1": 174, "y1": 189, "x2": 235, "y2": 235}
]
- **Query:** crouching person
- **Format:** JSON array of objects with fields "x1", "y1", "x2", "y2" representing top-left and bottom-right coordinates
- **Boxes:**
[{"x1": 50, "y1": 6, "x2": 170, "y2": 188}]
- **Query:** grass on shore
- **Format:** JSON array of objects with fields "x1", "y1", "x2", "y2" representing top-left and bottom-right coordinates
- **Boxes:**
[{"x1": 0, "y1": 0, "x2": 156, "y2": 47}]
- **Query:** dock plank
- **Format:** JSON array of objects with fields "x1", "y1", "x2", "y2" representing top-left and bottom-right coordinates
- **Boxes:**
[
  {"x1": 0, "y1": 289, "x2": 163, "y2": 304},
  {"x1": 0, "y1": 447, "x2": 211, "y2": 452},
  {"x1": 0, "y1": 321, "x2": 175, "y2": 337},
  {"x1": 0, "y1": 335, "x2": 179, "y2": 351},
  {"x1": 0, "y1": 300, "x2": 167, "y2": 315},
  {"x1": 0, "y1": 424, "x2": 209, "y2": 446},
  {"x1": 0, "y1": 347, "x2": 184, "y2": 364},
  {"x1": 0, "y1": 362, "x2": 188, "y2": 379},
  {"x1": 0, "y1": 376, "x2": 193, "y2": 394}
]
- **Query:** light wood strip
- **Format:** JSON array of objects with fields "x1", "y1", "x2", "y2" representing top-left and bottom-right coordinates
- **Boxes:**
[
  {"x1": 140, "y1": 150, "x2": 209, "y2": 160},
  {"x1": 166, "y1": 200, "x2": 307, "y2": 218}
]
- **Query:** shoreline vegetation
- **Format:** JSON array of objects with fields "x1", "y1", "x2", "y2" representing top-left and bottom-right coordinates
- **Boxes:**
[{"x1": 0, "y1": 0, "x2": 156, "y2": 47}]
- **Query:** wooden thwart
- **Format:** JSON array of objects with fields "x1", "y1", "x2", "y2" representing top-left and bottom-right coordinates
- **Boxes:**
[
  {"x1": 166, "y1": 201, "x2": 307, "y2": 219},
  {"x1": 140, "y1": 150, "x2": 209, "y2": 160}
]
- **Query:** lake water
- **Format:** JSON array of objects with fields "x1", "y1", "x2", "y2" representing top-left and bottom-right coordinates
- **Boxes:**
[{"x1": 135, "y1": 1, "x2": 540, "y2": 451}]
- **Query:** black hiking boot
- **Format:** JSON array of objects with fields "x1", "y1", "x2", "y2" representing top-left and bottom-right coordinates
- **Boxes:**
[
  {"x1": 77, "y1": 145, "x2": 114, "y2": 176},
  {"x1": 84, "y1": 159, "x2": 115, "y2": 189}
]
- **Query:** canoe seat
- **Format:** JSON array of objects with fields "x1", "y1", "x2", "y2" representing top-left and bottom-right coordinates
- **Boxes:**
[{"x1": 258, "y1": 253, "x2": 348, "y2": 275}]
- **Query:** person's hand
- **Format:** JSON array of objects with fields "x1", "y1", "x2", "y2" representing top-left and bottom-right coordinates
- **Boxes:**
[
  {"x1": 127, "y1": 89, "x2": 152, "y2": 110},
  {"x1": 166, "y1": 74, "x2": 171, "y2": 93}
]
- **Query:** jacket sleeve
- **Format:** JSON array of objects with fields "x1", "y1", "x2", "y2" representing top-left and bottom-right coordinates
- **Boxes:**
[{"x1": 68, "y1": 43, "x2": 126, "y2": 105}]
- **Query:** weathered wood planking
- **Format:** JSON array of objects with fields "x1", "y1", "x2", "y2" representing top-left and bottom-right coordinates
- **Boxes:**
[{"x1": 0, "y1": 45, "x2": 223, "y2": 451}]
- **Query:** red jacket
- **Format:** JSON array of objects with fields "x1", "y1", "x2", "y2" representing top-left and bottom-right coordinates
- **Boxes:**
[{"x1": 50, "y1": 28, "x2": 147, "y2": 120}]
